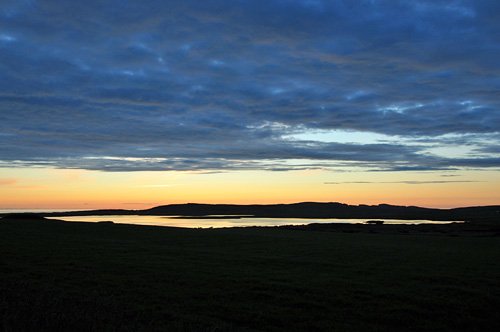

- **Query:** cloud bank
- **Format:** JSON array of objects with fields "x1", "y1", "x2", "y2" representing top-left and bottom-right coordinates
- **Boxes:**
[{"x1": 1, "y1": 0, "x2": 499, "y2": 172}]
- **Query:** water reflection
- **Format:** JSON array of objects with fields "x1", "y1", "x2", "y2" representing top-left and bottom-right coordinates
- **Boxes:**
[{"x1": 47, "y1": 215, "x2": 458, "y2": 228}]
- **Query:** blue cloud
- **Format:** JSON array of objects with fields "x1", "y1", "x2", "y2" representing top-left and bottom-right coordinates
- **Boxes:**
[{"x1": 0, "y1": 0, "x2": 499, "y2": 172}]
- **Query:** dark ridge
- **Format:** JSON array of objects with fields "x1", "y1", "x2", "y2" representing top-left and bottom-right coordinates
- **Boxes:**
[
  {"x1": 141, "y1": 202, "x2": 500, "y2": 223},
  {"x1": 1, "y1": 213, "x2": 47, "y2": 220},
  {"x1": 279, "y1": 221, "x2": 500, "y2": 237},
  {"x1": 3, "y1": 202, "x2": 499, "y2": 224}
]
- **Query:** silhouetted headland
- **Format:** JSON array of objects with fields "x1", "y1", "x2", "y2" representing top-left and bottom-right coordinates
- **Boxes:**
[
  {"x1": 5, "y1": 202, "x2": 499, "y2": 224},
  {"x1": 1, "y1": 213, "x2": 48, "y2": 220}
]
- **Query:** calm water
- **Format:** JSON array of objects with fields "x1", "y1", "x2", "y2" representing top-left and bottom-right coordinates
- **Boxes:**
[{"x1": 38, "y1": 215, "x2": 457, "y2": 228}]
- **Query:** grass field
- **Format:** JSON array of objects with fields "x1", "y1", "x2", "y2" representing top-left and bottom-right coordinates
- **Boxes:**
[{"x1": 1, "y1": 218, "x2": 499, "y2": 331}]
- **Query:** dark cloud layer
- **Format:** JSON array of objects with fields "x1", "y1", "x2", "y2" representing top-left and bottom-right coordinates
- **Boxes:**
[{"x1": 1, "y1": 0, "x2": 499, "y2": 171}]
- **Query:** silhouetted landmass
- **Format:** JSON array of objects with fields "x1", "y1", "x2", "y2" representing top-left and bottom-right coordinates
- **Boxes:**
[
  {"x1": 365, "y1": 220, "x2": 384, "y2": 225},
  {"x1": 279, "y1": 221, "x2": 500, "y2": 237},
  {"x1": 12, "y1": 202, "x2": 499, "y2": 224},
  {"x1": 1, "y1": 213, "x2": 47, "y2": 220},
  {"x1": 1, "y1": 218, "x2": 500, "y2": 331}
]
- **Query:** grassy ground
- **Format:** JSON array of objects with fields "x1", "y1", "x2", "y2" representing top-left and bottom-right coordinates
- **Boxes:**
[{"x1": 1, "y1": 218, "x2": 499, "y2": 331}]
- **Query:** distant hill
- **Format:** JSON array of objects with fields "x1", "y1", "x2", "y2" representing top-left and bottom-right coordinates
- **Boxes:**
[
  {"x1": 1, "y1": 213, "x2": 48, "y2": 220},
  {"x1": 143, "y1": 202, "x2": 500, "y2": 223},
  {"x1": 11, "y1": 202, "x2": 498, "y2": 224}
]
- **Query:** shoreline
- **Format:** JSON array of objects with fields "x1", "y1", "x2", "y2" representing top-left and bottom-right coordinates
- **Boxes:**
[
  {"x1": 2, "y1": 202, "x2": 499, "y2": 224},
  {"x1": 2, "y1": 214, "x2": 499, "y2": 237}
]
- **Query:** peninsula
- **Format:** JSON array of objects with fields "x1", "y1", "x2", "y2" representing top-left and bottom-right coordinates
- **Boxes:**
[{"x1": 14, "y1": 202, "x2": 499, "y2": 224}]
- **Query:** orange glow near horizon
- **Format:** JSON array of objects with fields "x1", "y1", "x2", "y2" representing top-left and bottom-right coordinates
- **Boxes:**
[{"x1": 1, "y1": 167, "x2": 499, "y2": 211}]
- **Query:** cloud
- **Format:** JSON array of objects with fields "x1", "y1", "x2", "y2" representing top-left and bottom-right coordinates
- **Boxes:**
[
  {"x1": 139, "y1": 184, "x2": 183, "y2": 187},
  {"x1": 0, "y1": 178, "x2": 18, "y2": 185},
  {"x1": 0, "y1": 0, "x2": 499, "y2": 172},
  {"x1": 122, "y1": 202, "x2": 158, "y2": 205},
  {"x1": 325, "y1": 180, "x2": 481, "y2": 185}
]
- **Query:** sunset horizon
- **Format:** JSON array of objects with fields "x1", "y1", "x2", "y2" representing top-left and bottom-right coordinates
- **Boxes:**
[
  {"x1": 1, "y1": 166, "x2": 498, "y2": 212},
  {"x1": 1, "y1": 0, "x2": 499, "y2": 212},
  {"x1": 1, "y1": 2, "x2": 499, "y2": 327}
]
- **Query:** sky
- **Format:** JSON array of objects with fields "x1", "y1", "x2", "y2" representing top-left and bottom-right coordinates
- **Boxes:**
[{"x1": 1, "y1": 0, "x2": 499, "y2": 210}]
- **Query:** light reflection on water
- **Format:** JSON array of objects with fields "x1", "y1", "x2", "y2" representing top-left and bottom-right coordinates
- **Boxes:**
[{"x1": 46, "y1": 215, "x2": 457, "y2": 228}]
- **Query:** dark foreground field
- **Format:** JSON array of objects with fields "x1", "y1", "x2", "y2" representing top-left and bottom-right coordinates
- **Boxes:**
[{"x1": 1, "y1": 218, "x2": 499, "y2": 331}]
